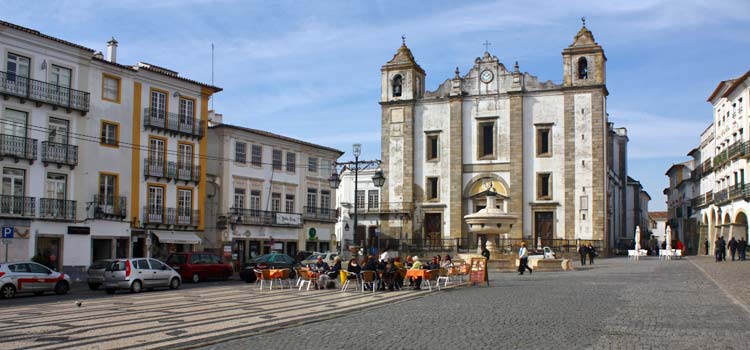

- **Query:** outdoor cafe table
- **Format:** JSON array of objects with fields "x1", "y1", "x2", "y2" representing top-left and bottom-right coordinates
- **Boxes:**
[
  {"x1": 267, "y1": 269, "x2": 285, "y2": 279},
  {"x1": 405, "y1": 269, "x2": 430, "y2": 279}
]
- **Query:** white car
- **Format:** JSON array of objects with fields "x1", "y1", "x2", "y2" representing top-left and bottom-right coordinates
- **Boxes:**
[
  {"x1": 103, "y1": 258, "x2": 181, "y2": 294},
  {"x1": 528, "y1": 247, "x2": 556, "y2": 259},
  {"x1": 301, "y1": 252, "x2": 339, "y2": 267},
  {"x1": 0, "y1": 261, "x2": 71, "y2": 299}
]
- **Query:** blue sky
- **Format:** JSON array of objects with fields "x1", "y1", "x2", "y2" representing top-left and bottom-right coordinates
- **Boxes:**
[{"x1": 5, "y1": 0, "x2": 750, "y2": 211}]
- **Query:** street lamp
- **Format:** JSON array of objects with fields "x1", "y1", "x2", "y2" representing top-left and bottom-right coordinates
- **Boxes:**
[{"x1": 328, "y1": 144, "x2": 383, "y2": 257}]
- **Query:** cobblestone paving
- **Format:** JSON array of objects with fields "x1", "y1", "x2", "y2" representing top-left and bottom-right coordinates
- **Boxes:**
[
  {"x1": 201, "y1": 258, "x2": 750, "y2": 350},
  {"x1": 689, "y1": 255, "x2": 750, "y2": 309},
  {"x1": 0, "y1": 280, "x2": 431, "y2": 350}
]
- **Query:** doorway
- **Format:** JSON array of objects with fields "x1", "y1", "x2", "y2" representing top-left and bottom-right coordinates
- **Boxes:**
[
  {"x1": 534, "y1": 211, "x2": 554, "y2": 247},
  {"x1": 36, "y1": 236, "x2": 62, "y2": 271},
  {"x1": 424, "y1": 213, "x2": 442, "y2": 245}
]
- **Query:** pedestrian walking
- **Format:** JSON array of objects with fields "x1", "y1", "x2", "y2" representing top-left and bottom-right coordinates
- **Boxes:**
[
  {"x1": 714, "y1": 237, "x2": 722, "y2": 262},
  {"x1": 704, "y1": 239, "x2": 709, "y2": 256},
  {"x1": 720, "y1": 236, "x2": 727, "y2": 261},
  {"x1": 739, "y1": 238, "x2": 747, "y2": 261},
  {"x1": 729, "y1": 237, "x2": 738, "y2": 261},
  {"x1": 481, "y1": 246, "x2": 491, "y2": 260},
  {"x1": 587, "y1": 243, "x2": 596, "y2": 265},
  {"x1": 518, "y1": 242, "x2": 532, "y2": 275},
  {"x1": 579, "y1": 244, "x2": 588, "y2": 266}
]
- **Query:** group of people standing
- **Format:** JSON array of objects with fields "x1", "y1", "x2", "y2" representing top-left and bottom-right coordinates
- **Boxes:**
[
  {"x1": 578, "y1": 243, "x2": 597, "y2": 265},
  {"x1": 712, "y1": 236, "x2": 748, "y2": 262}
]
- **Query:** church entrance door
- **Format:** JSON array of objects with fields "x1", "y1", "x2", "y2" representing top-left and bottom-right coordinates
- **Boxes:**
[
  {"x1": 534, "y1": 211, "x2": 554, "y2": 247},
  {"x1": 424, "y1": 213, "x2": 442, "y2": 246}
]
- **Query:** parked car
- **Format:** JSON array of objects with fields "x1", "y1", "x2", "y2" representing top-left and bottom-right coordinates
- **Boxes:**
[
  {"x1": 301, "y1": 252, "x2": 338, "y2": 267},
  {"x1": 528, "y1": 247, "x2": 556, "y2": 259},
  {"x1": 294, "y1": 251, "x2": 316, "y2": 263},
  {"x1": 166, "y1": 252, "x2": 233, "y2": 283},
  {"x1": 103, "y1": 258, "x2": 181, "y2": 294},
  {"x1": 87, "y1": 259, "x2": 114, "y2": 290},
  {"x1": 0, "y1": 261, "x2": 71, "y2": 299},
  {"x1": 239, "y1": 253, "x2": 299, "y2": 283}
]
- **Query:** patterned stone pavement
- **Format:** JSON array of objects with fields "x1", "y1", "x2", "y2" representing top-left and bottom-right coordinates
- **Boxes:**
[
  {"x1": 689, "y1": 255, "x2": 750, "y2": 310},
  {"x1": 200, "y1": 258, "x2": 750, "y2": 350},
  {"x1": 0, "y1": 280, "x2": 433, "y2": 350}
]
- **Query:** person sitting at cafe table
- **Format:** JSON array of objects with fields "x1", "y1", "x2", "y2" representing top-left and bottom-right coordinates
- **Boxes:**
[
  {"x1": 318, "y1": 256, "x2": 341, "y2": 289},
  {"x1": 346, "y1": 258, "x2": 361, "y2": 275},
  {"x1": 427, "y1": 256, "x2": 441, "y2": 270},
  {"x1": 380, "y1": 258, "x2": 399, "y2": 291},
  {"x1": 410, "y1": 256, "x2": 423, "y2": 290},
  {"x1": 441, "y1": 255, "x2": 453, "y2": 268},
  {"x1": 362, "y1": 255, "x2": 378, "y2": 291},
  {"x1": 393, "y1": 256, "x2": 405, "y2": 289},
  {"x1": 311, "y1": 255, "x2": 329, "y2": 272}
]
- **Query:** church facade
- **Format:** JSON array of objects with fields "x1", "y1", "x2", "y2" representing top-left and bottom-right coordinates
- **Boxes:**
[{"x1": 378, "y1": 25, "x2": 611, "y2": 248}]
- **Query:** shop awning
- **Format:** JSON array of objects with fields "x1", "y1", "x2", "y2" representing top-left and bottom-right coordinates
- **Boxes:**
[{"x1": 152, "y1": 230, "x2": 202, "y2": 245}]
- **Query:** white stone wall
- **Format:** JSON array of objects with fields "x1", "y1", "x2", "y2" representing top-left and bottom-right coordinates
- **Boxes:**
[{"x1": 574, "y1": 93, "x2": 594, "y2": 239}]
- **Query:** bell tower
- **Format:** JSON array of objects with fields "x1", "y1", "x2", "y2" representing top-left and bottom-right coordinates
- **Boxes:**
[
  {"x1": 380, "y1": 36, "x2": 426, "y2": 102},
  {"x1": 380, "y1": 37, "x2": 425, "y2": 239},
  {"x1": 562, "y1": 18, "x2": 606, "y2": 87}
]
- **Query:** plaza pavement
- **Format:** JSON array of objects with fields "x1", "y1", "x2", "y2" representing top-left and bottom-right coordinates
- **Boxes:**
[{"x1": 201, "y1": 257, "x2": 750, "y2": 350}]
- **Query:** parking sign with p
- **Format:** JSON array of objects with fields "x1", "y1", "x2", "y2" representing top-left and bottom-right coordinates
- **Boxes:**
[{"x1": 2, "y1": 227, "x2": 13, "y2": 239}]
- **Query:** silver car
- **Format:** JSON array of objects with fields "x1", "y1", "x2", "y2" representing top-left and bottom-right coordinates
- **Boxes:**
[
  {"x1": 87, "y1": 259, "x2": 114, "y2": 290},
  {"x1": 0, "y1": 262, "x2": 72, "y2": 299},
  {"x1": 103, "y1": 258, "x2": 181, "y2": 294}
]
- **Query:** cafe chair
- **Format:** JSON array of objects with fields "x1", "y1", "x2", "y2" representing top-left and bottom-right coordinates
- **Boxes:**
[
  {"x1": 437, "y1": 267, "x2": 458, "y2": 288},
  {"x1": 457, "y1": 264, "x2": 470, "y2": 283},
  {"x1": 294, "y1": 267, "x2": 306, "y2": 287},
  {"x1": 424, "y1": 270, "x2": 440, "y2": 292},
  {"x1": 297, "y1": 269, "x2": 314, "y2": 291},
  {"x1": 360, "y1": 271, "x2": 377, "y2": 294},
  {"x1": 256, "y1": 269, "x2": 273, "y2": 290},
  {"x1": 340, "y1": 270, "x2": 360, "y2": 292},
  {"x1": 279, "y1": 268, "x2": 293, "y2": 289}
]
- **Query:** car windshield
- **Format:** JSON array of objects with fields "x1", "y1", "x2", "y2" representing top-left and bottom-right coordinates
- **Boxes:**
[
  {"x1": 106, "y1": 261, "x2": 127, "y2": 271},
  {"x1": 90, "y1": 260, "x2": 112, "y2": 269},
  {"x1": 167, "y1": 254, "x2": 186, "y2": 265}
]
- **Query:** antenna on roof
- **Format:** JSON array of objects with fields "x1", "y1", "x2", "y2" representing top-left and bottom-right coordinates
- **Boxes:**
[{"x1": 211, "y1": 43, "x2": 215, "y2": 110}]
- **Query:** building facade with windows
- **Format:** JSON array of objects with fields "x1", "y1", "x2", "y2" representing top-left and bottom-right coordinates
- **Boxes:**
[
  {"x1": 206, "y1": 122, "x2": 341, "y2": 267},
  {"x1": 379, "y1": 24, "x2": 635, "y2": 250},
  {"x1": 0, "y1": 20, "x2": 220, "y2": 276},
  {"x1": 333, "y1": 167, "x2": 383, "y2": 251},
  {"x1": 664, "y1": 162, "x2": 697, "y2": 252}
]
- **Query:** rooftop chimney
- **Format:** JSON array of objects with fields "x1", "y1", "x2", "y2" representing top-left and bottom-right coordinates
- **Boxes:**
[{"x1": 106, "y1": 37, "x2": 118, "y2": 63}]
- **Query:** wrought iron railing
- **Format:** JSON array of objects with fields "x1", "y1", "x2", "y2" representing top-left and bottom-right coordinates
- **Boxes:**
[
  {"x1": 728, "y1": 184, "x2": 750, "y2": 201},
  {"x1": 41, "y1": 141, "x2": 78, "y2": 167},
  {"x1": 228, "y1": 207, "x2": 303, "y2": 227},
  {"x1": 143, "y1": 108, "x2": 205, "y2": 138},
  {"x1": 714, "y1": 189, "x2": 729, "y2": 204},
  {"x1": 0, "y1": 71, "x2": 90, "y2": 113},
  {"x1": 144, "y1": 158, "x2": 166, "y2": 178},
  {"x1": 0, "y1": 195, "x2": 35, "y2": 217},
  {"x1": 175, "y1": 163, "x2": 200, "y2": 182},
  {"x1": 39, "y1": 198, "x2": 76, "y2": 221},
  {"x1": 143, "y1": 206, "x2": 200, "y2": 226},
  {"x1": 88, "y1": 194, "x2": 127, "y2": 219},
  {"x1": 303, "y1": 206, "x2": 336, "y2": 221},
  {"x1": 144, "y1": 158, "x2": 200, "y2": 182},
  {"x1": 0, "y1": 134, "x2": 37, "y2": 161}
]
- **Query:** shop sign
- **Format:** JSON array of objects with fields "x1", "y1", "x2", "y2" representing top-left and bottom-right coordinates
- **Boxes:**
[
  {"x1": 223, "y1": 245, "x2": 232, "y2": 253},
  {"x1": 67, "y1": 226, "x2": 91, "y2": 235},
  {"x1": 276, "y1": 213, "x2": 301, "y2": 226},
  {"x1": 2, "y1": 227, "x2": 13, "y2": 239},
  {"x1": 308, "y1": 228, "x2": 317, "y2": 240}
]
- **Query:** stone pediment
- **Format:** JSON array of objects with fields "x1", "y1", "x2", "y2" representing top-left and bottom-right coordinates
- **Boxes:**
[
  {"x1": 571, "y1": 26, "x2": 598, "y2": 47},
  {"x1": 384, "y1": 43, "x2": 425, "y2": 73}
]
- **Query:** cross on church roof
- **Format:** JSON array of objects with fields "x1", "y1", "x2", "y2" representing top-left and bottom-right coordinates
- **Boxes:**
[
  {"x1": 483, "y1": 40, "x2": 491, "y2": 52},
  {"x1": 402, "y1": 34, "x2": 406, "y2": 45},
  {"x1": 581, "y1": 16, "x2": 586, "y2": 27}
]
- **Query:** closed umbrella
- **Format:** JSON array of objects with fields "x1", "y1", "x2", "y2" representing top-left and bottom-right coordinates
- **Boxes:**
[
  {"x1": 635, "y1": 226, "x2": 641, "y2": 252},
  {"x1": 666, "y1": 226, "x2": 672, "y2": 251}
]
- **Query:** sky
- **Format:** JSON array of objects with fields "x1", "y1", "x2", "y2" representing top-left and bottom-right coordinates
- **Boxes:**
[{"x1": 4, "y1": 0, "x2": 750, "y2": 211}]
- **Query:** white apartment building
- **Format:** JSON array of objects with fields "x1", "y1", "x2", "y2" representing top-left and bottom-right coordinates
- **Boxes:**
[
  {"x1": 206, "y1": 122, "x2": 342, "y2": 266},
  {"x1": 334, "y1": 167, "x2": 384, "y2": 252},
  {"x1": 0, "y1": 20, "x2": 220, "y2": 279}
]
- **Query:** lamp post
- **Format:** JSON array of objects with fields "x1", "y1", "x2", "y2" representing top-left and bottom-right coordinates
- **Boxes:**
[{"x1": 328, "y1": 144, "x2": 384, "y2": 257}]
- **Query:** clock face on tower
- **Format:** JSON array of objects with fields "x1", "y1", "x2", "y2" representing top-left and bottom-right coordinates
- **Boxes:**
[{"x1": 480, "y1": 70, "x2": 494, "y2": 83}]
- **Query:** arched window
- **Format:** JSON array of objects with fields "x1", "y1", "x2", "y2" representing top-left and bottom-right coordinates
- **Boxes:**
[
  {"x1": 577, "y1": 57, "x2": 588, "y2": 79},
  {"x1": 392, "y1": 75, "x2": 402, "y2": 97}
]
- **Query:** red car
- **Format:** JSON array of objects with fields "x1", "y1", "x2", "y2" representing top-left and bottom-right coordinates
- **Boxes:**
[{"x1": 166, "y1": 252, "x2": 233, "y2": 283}]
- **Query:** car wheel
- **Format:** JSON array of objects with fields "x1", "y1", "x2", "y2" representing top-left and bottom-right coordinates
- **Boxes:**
[
  {"x1": 191, "y1": 273, "x2": 200, "y2": 283},
  {"x1": 170, "y1": 277, "x2": 181, "y2": 290},
  {"x1": 88, "y1": 283, "x2": 100, "y2": 291},
  {"x1": 0, "y1": 284, "x2": 16, "y2": 299},
  {"x1": 130, "y1": 280, "x2": 143, "y2": 293},
  {"x1": 105, "y1": 288, "x2": 116, "y2": 295},
  {"x1": 34, "y1": 291, "x2": 45, "y2": 296},
  {"x1": 54, "y1": 281, "x2": 70, "y2": 295}
]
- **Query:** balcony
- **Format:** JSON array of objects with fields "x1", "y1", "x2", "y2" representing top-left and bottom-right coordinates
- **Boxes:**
[
  {"x1": 0, "y1": 195, "x2": 35, "y2": 218},
  {"x1": 303, "y1": 206, "x2": 337, "y2": 222},
  {"x1": 0, "y1": 71, "x2": 90, "y2": 114},
  {"x1": 700, "y1": 158, "x2": 713, "y2": 174},
  {"x1": 41, "y1": 142, "x2": 78, "y2": 168},
  {"x1": 38, "y1": 198, "x2": 76, "y2": 221},
  {"x1": 175, "y1": 163, "x2": 200, "y2": 183},
  {"x1": 143, "y1": 108, "x2": 205, "y2": 139},
  {"x1": 714, "y1": 189, "x2": 729, "y2": 205},
  {"x1": 144, "y1": 159, "x2": 200, "y2": 183},
  {"x1": 228, "y1": 208, "x2": 303, "y2": 227},
  {"x1": 691, "y1": 191, "x2": 713, "y2": 208},
  {"x1": 729, "y1": 185, "x2": 750, "y2": 201},
  {"x1": 0, "y1": 134, "x2": 37, "y2": 163},
  {"x1": 143, "y1": 206, "x2": 200, "y2": 227},
  {"x1": 88, "y1": 195, "x2": 127, "y2": 220}
]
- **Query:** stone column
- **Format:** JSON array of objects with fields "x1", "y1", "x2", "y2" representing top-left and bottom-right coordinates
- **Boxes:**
[{"x1": 508, "y1": 93, "x2": 524, "y2": 239}]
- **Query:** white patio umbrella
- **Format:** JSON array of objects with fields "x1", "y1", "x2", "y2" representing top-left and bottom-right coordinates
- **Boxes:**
[
  {"x1": 666, "y1": 225, "x2": 672, "y2": 250},
  {"x1": 635, "y1": 226, "x2": 641, "y2": 252}
]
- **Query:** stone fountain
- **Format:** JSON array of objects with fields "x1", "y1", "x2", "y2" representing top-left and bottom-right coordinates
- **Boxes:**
[{"x1": 463, "y1": 183, "x2": 518, "y2": 254}]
